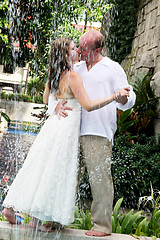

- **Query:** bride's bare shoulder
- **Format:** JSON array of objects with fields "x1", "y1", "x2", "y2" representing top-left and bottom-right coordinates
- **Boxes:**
[{"x1": 66, "y1": 70, "x2": 81, "y2": 80}]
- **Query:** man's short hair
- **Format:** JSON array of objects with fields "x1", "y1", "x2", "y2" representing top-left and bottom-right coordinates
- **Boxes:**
[{"x1": 92, "y1": 35, "x2": 105, "y2": 50}]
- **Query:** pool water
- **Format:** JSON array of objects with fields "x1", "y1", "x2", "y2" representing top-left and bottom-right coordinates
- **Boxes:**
[{"x1": 7, "y1": 128, "x2": 38, "y2": 136}]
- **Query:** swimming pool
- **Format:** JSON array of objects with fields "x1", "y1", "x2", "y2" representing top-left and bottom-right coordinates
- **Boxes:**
[{"x1": 7, "y1": 128, "x2": 38, "y2": 136}]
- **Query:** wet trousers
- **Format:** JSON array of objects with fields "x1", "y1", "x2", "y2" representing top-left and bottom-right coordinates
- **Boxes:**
[{"x1": 79, "y1": 135, "x2": 114, "y2": 234}]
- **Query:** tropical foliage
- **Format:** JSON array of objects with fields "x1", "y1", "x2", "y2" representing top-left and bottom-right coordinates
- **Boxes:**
[
  {"x1": 0, "y1": 0, "x2": 110, "y2": 74},
  {"x1": 0, "y1": 0, "x2": 113, "y2": 100},
  {"x1": 112, "y1": 134, "x2": 160, "y2": 209},
  {"x1": 131, "y1": 70, "x2": 158, "y2": 135},
  {"x1": 116, "y1": 70, "x2": 159, "y2": 136},
  {"x1": 71, "y1": 197, "x2": 160, "y2": 238},
  {"x1": 67, "y1": 206, "x2": 93, "y2": 230},
  {"x1": 106, "y1": 0, "x2": 140, "y2": 63},
  {"x1": 112, "y1": 198, "x2": 160, "y2": 238},
  {"x1": 112, "y1": 198, "x2": 143, "y2": 235}
]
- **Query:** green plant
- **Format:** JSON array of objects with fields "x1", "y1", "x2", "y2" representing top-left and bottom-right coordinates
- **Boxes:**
[
  {"x1": 116, "y1": 70, "x2": 159, "y2": 137},
  {"x1": 67, "y1": 206, "x2": 93, "y2": 230},
  {"x1": 112, "y1": 198, "x2": 160, "y2": 238},
  {"x1": 136, "y1": 185, "x2": 160, "y2": 238},
  {"x1": 27, "y1": 77, "x2": 44, "y2": 98},
  {"x1": 116, "y1": 108, "x2": 136, "y2": 136},
  {"x1": 0, "y1": 111, "x2": 10, "y2": 124},
  {"x1": 112, "y1": 134, "x2": 160, "y2": 209},
  {"x1": 112, "y1": 198, "x2": 144, "y2": 234},
  {"x1": 21, "y1": 214, "x2": 32, "y2": 225},
  {"x1": 131, "y1": 70, "x2": 159, "y2": 135},
  {"x1": 106, "y1": 0, "x2": 140, "y2": 63},
  {"x1": 138, "y1": 182, "x2": 160, "y2": 211},
  {"x1": 1, "y1": 91, "x2": 43, "y2": 104},
  {"x1": 0, "y1": 213, "x2": 7, "y2": 222},
  {"x1": 31, "y1": 105, "x2": 48, "y2": 130}
]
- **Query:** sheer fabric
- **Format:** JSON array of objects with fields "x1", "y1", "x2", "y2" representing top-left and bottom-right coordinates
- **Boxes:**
[{"x1": 3, "y1": 98, "x2": 81, "y2": 225}]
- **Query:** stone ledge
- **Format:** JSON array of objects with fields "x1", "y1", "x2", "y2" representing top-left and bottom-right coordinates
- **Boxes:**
[{"x1": 0, "y1": 221, "x2": 159, "y2": 240}]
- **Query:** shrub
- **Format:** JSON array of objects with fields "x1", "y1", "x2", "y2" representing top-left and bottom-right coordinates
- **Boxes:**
[
  {"x1": 112, "y1": 134, "x2": 160, "y2": 209},
  {"x1": 0, "y1": 91, "x2": 43, "y2": 104},
  {"x1": 116, "y1": 70, "x2": 159, "y2": 137},
  {"x1": 106, "y1": 0, "x2": 140, "y2": 63}
]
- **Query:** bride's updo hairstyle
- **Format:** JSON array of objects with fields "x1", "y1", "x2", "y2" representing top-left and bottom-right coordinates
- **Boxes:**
[{"x1": 48, "y1": 38, "x2": 72, "y2": 92}]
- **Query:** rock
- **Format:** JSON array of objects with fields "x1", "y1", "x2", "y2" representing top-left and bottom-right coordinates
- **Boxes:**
[{"x1": 151, "y1": 71, "x2": 160, "y2": 97}]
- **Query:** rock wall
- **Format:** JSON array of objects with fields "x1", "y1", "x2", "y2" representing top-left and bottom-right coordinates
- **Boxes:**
[{"x1": 130, "y1": 0, "x2": 160, "y2": 136}]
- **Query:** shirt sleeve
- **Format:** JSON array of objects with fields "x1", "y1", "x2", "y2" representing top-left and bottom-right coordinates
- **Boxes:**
[
  {"x1": 46, "y1": 93, "x2": 58, "y2": 116},
  {"x1": 116, "y1": 85, "x2": 136, "y2": 111},
  {"x1": 113, "y1": 63, "x2": 136, "y2": 111}
]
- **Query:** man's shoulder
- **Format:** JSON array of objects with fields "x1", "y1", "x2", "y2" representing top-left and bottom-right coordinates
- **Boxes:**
[
  {"x1": 101, "y1": 57, "x2": 120, "y2": 68},
  {"x1": 101, "y1": 57, "x2": 125, "y2": 73}
]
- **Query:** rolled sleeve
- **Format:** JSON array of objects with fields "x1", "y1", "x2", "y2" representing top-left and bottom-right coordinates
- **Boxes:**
[{"x1": 116, "y1": 85, "x2": 136, "y2": 111}]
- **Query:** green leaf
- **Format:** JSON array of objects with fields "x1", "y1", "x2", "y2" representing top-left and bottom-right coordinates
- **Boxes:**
[
  {"x1": 113, "y1": 198, "x2": 123, "y2": 226},
  {"x1": 120, "y1": 121, "x2": 135, "y2": 133},
  {"x1": 121, "y1": 209, "x2": 134, "y2": 233},
  {"x1": 112, "y1": 215, "x2": 116, "y2": 233},
  {"x1": 116, "y1": 223, "x2": 122, "y2": 233},
  {"x1": 125, "y1": 211, "x2": 143, "y2": 234},
  {"x1": 120, "y1": 108, "x2": 133, "y2": 123},
  {"x1": 137, "y1": 217, "x2": 149, "y2": 234},
  {"x1": 152, "y1": 210, "x2": 160, "y2": 231},
  {"x1": 0, "y1": 112, "x2": 10, "y2": 123},
  {"x1": 74, "y1": 206, "x2": 80, "y2": 219}
]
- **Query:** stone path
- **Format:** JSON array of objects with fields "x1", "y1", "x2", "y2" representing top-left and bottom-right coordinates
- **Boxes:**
[{"x1": 0, "y1": 221, "x2": 159, "y2": 240}]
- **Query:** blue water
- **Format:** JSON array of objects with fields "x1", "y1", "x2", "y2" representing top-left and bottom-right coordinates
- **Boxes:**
[{"x1": 7, "y1": 128, "x2": 38, "y2": 136}]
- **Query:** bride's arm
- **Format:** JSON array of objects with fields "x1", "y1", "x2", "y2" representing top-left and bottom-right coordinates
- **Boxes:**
[
  {"x1": 43, "y1": 80, "x2": 72, "y2": 117},
  {"x1": 43, "y1": 81, "x2": 50, "y2": 104},
  {"x1": 68, "y1": 72, "x2": 130, "y2": 112}
]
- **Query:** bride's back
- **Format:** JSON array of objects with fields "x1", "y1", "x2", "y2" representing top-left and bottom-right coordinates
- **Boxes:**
[{"x1": 54, "y1": 70, "x2": 75, "y2": 100}]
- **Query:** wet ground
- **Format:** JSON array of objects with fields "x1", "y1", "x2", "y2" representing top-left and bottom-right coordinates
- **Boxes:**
[{"x1": 0, "y1": 221, "x2": 158, "y2": 240}]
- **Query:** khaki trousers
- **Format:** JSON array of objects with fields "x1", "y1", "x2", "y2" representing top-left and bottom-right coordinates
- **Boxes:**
[{"x1": 79, "y1": 135, "x2": 114, "y2": 234}]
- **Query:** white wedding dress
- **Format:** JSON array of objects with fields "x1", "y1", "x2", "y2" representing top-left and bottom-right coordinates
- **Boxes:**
[{"x1": 3, "y1": 96, "x2": 81, "y2": 225}]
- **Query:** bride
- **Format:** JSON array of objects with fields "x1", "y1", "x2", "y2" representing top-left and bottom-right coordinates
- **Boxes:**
[{"x1": 2, "y1": 38, "x2": 129, "y2": 232}]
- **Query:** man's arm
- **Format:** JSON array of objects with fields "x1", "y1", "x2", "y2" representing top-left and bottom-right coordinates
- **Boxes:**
[
  {"x1": 114, "y1": 63, "x2": 136, "y2": 110},
  {"x1": 115, "y1": 85, "x2": 136, "y2": 110}
]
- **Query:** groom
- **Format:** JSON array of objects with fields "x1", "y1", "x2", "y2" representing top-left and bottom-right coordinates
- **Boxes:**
[{"x1": 56, "y1": 30, "x2": 136, "y2": 237}]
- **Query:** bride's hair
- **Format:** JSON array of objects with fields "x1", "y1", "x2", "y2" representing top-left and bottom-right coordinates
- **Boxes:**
[{"x1": 48, "y1": 38, "x2": 72, "y2": 92}]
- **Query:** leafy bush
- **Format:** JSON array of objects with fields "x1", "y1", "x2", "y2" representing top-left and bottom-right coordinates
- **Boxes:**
[
  {"x1": 77, "y1": 134, "x2": 160, "y2": 211},
  {"x1": 117, "y1": 70, "x2": 159, "y2": 136},
  {"x1": 27, "y1": 77, "x2": 44, "y2": 98},
  {"x1": 112, "y1": 134, "x2": 160, "y2": 209},
  {"x1": 106, "y1": 0, "x2": 140, "y2": 63},
  {"x1": 0, "y1": 91, "x2": 43, "y2": 104}
]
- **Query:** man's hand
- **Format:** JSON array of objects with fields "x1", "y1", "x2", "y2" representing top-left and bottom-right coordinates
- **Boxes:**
[
  {"x1": 114, "y1": 86, "x2": 130, "y2": 105},
  {"x1": 55, "y1": 100, "x2": 72, "y2": 118}
]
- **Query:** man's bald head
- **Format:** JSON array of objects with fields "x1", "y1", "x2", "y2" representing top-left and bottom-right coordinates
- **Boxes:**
[{"x1": 79, "y1": 30, "x2": 105, "y2": 51}]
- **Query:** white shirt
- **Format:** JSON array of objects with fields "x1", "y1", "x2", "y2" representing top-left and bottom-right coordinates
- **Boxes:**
[{"x1": 73, "y1": 57, "x2": 136, "y2": 142}]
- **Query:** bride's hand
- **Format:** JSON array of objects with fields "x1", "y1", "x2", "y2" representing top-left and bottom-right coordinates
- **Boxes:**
[
  {"x1": 55, "y1": 100, "x2": 72, "y2": 118},
  {"x1": 114, "y1": 87, "x2": 130, "y2": 105}
]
